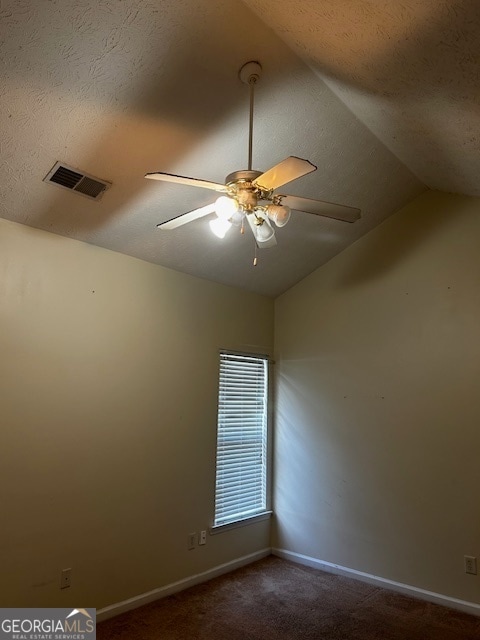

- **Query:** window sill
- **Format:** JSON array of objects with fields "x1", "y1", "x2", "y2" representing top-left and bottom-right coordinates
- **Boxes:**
[{"x1": 210, "y1": 510, "x2": 273, "y2": 534}]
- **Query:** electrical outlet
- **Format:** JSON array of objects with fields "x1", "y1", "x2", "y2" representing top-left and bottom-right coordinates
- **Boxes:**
[
  {"x1": 187, "y1": 533, "x2": 196, "y2": 550},
  {"x1": 199, "y1": 530, "x2": 207, "y2": 546},
  {"x1": 464, "y1": 556, "x2": 477, "y2": 575},
  {"x1": 60, "y1": 568, "x2": 71, "y2": 589}
]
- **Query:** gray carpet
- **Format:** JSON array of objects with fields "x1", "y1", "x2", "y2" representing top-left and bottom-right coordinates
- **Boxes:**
[{"x1": 98, "y1": 555, "x2": 480, "y2": 639}]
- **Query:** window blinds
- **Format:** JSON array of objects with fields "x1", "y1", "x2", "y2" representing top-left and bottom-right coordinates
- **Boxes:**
[{"x1": 214, "y1": 352, "x2": 268, "y2": 526}]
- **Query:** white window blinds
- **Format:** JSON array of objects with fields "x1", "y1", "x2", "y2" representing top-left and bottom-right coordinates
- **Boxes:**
[{"x1": 214, "y1": 351, "x2": 269, "y2": 527}]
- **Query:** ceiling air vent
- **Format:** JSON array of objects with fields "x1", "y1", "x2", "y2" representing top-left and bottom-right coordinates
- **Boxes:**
[{"x1": 43, "y1": 162, "x2": 111, "y2": 200}]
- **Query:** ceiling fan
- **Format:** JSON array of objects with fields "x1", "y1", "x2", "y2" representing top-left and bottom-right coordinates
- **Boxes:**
[{"x1": 146, "y1": 61, "x2": 360, "y2": 254}]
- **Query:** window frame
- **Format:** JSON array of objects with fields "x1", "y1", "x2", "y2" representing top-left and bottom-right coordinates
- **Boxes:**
[{"x1": 211, "y1": 350, "x2": 272, "y2": 532}]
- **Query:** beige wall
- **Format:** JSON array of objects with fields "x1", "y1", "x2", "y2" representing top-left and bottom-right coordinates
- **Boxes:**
[
  {"x1": 0, "y1": 219, "x2": 273, "y2": 608},
  {"x1": 4, "y1": 190, "x2": 480, "y2": 610},
  {"x1": 274, "y1": 191, "x2": 480, "y2": 604}
]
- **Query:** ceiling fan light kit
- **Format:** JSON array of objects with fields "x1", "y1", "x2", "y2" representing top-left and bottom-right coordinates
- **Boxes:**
[{"x1": 146, "y1": 61, "x2": 361, "y2": 263}]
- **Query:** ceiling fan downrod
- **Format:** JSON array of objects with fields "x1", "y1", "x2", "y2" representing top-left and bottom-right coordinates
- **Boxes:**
[{"x1": 239, "y1": 61, "x2": 262, "y2": 171}]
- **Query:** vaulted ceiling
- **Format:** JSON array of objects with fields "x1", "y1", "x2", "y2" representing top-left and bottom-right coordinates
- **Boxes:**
[{"x1": 1, "y1": 0, "x2": 478, "y2": 296}]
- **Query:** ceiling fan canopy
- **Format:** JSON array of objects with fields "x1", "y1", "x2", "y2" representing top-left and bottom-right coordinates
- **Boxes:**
[{"x1": 145, "y1": 61, "x2": 361, "y2": 256}]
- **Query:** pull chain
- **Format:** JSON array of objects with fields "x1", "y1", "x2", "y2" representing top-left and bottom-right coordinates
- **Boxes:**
[{"x1": 253, "y1": 242, "x2": 258, "y2": 266}]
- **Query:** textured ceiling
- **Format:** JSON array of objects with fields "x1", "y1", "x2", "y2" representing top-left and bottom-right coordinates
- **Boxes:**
[
  {"x1": 243, "y1": 0, "x2": 480, "y2": 197},
  {"x1": 1, "y1": 0, "x2": 476, "y2": 297}
]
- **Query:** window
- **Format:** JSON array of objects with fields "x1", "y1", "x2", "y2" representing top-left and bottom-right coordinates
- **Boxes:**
[{"x1": 213, "y1": 351, "x2": 270, "y2": 528}]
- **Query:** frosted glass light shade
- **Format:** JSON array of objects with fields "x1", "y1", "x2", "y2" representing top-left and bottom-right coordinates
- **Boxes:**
[
  {"x1": 254, "y1": 215, "x2": 275, "y2": 242},
  {"x1": 230, "y1": 210, "x2": 245, "y2": 226},
  {"x1": 215, "y1": 196, "x2": 238, "y2": 219},
  {"x1": 209, "y1": 217, "x2": 232, "y2": 239},
  {"x1": 266, "y1": 203, "x2": 291, "y2": 227}
]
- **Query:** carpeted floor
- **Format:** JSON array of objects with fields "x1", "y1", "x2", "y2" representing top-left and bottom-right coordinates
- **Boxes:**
[{"x1": 97, "y1": 555, "x2": 480, "y2": 639}]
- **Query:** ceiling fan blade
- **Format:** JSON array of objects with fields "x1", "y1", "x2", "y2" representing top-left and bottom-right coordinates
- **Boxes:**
[
  {"x1": 145, "y1": 171, "x2": 227, "y2": 193},
  {"x1": 245, "y1": 214, "x2": 277, "y2": 248},
  {"x1": 253, "y1": 156, "x2": 317, "y2": 191},
  {"x1": 157, "y1": 203, "x2": 216, "y2": 230},
  {"x1": 280, "y1": 195, "x2": 361, "y2": 223}
]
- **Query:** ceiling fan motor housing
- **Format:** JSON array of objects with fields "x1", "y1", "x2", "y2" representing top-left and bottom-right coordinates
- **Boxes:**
[
  {"x1": 225, "y1": 170, "x2": 272, "y2": 211},
  {"x1": 225, "y1": 169, "x2": 261, "y2": 184}
]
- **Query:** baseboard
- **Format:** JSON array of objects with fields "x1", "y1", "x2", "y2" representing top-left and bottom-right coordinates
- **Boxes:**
[
  {"x1": 272, "y1": 548, "x2": 480, "y2": 618},
  {"x1": 97, "y1": 548, "x2": 271, "y2": 622}
]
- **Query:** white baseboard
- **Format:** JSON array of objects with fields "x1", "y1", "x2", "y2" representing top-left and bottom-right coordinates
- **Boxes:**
[
  {"x1": 272, "y1": 548, "x2": 480, "y2": 618},
  {"x1": 97, "y1": 548, "x2": 271, "y2": 622}
]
